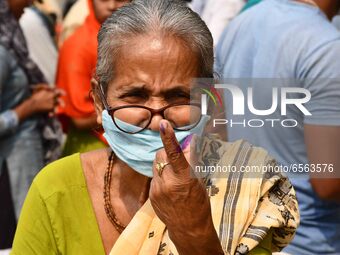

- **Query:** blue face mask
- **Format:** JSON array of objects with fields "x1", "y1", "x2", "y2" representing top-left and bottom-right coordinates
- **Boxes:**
[{"x1": 102, "y1": 110, "x2": 210, "y2": 177}]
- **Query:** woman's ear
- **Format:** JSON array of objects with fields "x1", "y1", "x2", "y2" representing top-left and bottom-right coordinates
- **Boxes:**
[{"x1": 91, "y1": 78, "x2": 103, "y2": 125}]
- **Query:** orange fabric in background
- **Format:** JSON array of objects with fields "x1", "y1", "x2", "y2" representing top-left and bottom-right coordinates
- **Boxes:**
[
  {"x1": 56, "y1": 0, "x2": 107, "y2": 144},
  {"x1": 56, "y1": 0, "x2": 100, "y2": 119}
]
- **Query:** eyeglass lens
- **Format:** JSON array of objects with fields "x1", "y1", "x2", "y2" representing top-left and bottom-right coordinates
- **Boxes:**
[{"x1": 112, "y1": 105, "x2": 201, "y2": 132}]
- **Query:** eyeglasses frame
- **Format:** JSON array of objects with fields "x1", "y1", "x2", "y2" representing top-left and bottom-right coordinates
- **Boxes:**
[{"x1": 97, "y1": 82, "x2": 202, "y2": 134}]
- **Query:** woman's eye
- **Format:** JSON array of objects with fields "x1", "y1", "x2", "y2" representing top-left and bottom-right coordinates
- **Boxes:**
[
  {"x1": 120, "y1": 93, "x2": 147, "y2": 99},
  {"x1": 165, "y1": 93, "x2": 190, "y2": 103},
  {"x1": 118, "y1": 93, "x2": 148, "y2": 103},
  {"x1": 179, "y1": 93, "x2": 190, "y2": 99}
]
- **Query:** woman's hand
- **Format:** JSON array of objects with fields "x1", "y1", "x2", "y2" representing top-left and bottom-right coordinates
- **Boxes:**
[
  {"x1": 30, "y1": 83, "x2": 52, "y2": 94},
  {"x1": 30, "y1": 89, "x2": 56, "y2": 112},
  {"x1": 14, "y1": 84, "x2": 64, "y2": 121},
  {"x1": 149, "y1": 120, "x2": 224, "y2": 255}
]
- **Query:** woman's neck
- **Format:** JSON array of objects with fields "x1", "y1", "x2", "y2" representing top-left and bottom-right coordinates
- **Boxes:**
[{"x1": 112, "y1": 157, "x2": 151, "y2": 206}]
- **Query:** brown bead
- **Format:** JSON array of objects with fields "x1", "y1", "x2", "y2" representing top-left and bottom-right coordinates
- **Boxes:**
[{"x1": 103, "y1": 151, "x2": 126, "y2": 233}]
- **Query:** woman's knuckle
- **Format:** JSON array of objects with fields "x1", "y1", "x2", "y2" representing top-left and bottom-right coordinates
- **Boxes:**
[{"x1": 168, "y1": 150, "x2": 180, "y2": 161}]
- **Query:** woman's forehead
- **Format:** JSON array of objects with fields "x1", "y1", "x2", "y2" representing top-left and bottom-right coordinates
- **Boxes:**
[
  {"x1": 118, "y1": 34, "x2": 197, "y2": 65},
  {"x1": 108, "y1": 34, "x2": 200, "y2": 92},
  {"x1": 114, "y1": 83, "x2": 191, "y2": 94}
]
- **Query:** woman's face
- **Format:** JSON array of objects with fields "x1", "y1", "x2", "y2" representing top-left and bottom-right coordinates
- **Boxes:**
[
  {"x1": 96, "y1": 34, "x2": 200, "y2": 132},
  {"x1": 93, "y1": 0, "x2": 130, "y2": 24},
  {"x1": 8, "y1": 0, "x2": 32, "y2": 19}
]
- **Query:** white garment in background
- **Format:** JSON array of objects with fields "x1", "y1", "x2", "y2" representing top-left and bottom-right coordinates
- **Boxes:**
[
  {"x1": 59, "y1": 0, "x2": 88, "y2": 46},
  {"x1": 188, "y1": 0, "x2": 206, "y2": 14},
  {"x1": 333, "y1": 15, "x2": 340, "y2": 30},
  {"x1": 189, "y1": 0, "x2": 245, "y2": 46},
  {"x1": 19, "y1": 8, "x2": 58, "y2": 85}
]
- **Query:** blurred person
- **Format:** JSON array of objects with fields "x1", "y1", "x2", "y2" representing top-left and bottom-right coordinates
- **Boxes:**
[
  {"x1": 20, "y1": 0, "x2": 58, "y2": 84},
  {"x1": 189, "y1": 0, "x2": 245, "y2": 46},
  {"x1": 48, "y1": 0, "x2": 68, "y2": 19},
  {"x1": 58, "y1": 0, "x2": 88, "y2": 46},
  {"x1": 56, "y1": 0, "x2": 130, "y2": 156},
  {"x1": 12, "y1": 1, "x2": 298, "y2": 254},
  {"x1": 0, "y1": 0, "x2": 62, "y2": 248},
  {"x1": 39, "y1": 0, "x2": 78, "y2": 42},
  {"x1": 216, "y1": 0, "x2": 340, "y2": 254}
]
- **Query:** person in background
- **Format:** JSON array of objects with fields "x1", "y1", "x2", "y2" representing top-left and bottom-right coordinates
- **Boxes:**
[
  {"x1": 189, "y1": 0, "x2": 245, "y2": 46},
  {"x1": 58, "y1": 0, "x2": 88, "y2": 46},
  {"x1": 56, "y1": 0, "x2": 130, "y2": 156},
  {"x1": 0, "y1": 0, "x2": 62, "y2": 250},
  {"x1": 47, "y1": 0, "x2": 69, "y2": 19},
  {"x1": 216, "y1": 0, "x2": 340, "y2": 254},
  {"x1": 20, "y1": 0, "x2": 58, "y2": 85}
]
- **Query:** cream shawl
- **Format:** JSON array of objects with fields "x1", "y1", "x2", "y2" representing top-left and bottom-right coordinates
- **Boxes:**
[{"x1": 110, "y1": 138, "x2": 299, "y2": 255}]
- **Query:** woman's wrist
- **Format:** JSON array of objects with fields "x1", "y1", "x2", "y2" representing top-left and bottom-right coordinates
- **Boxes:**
[
  {"x1": 14, "y1": 97, "x2": 36, "y2": 122},
  {"x1": 168, "y1": 219, "x2": 224, "y2": 255}
]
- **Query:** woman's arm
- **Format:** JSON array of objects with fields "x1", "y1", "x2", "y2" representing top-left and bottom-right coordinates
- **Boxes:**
[
  {"x1": 305, "y1": 125, "x2": 340, "y2": 201},
  {"x1": 0, "y1": 89, "x2": 59, "y2": 137},
  {"x1": 149, "y1": 120, "x2": 224, "y2": 255},
  {"x1": 14, "y1": 88, "x2": 58, "y2": 122},
  {"x1": 167, "y1": 208, "x2": 224, "y2": 255},
  {"x1": 0, "y1": 47, "x2": 18, "y2": 136},
  {"x1": 0, "y1": 47, "x2": 60, "y2": 136}
]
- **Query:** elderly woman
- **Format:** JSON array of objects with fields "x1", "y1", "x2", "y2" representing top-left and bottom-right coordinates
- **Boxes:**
[{"x1": 11, "y1": 0, "x2": 299, "y2": 254}]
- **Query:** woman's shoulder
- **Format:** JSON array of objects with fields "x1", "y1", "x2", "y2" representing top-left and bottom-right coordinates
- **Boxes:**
[
  {"x1": 33, "y1": 153, "x2": 84, "y2": 199},
  {"x1": 33, "y1": 149, "x2": 109, "y2": 200},
  {"x1": 198, "y1": 135, "x2": 275, "y2": 165},
  {"x1": 227, "y1": 139, "x2": 275, "y2": 164},
  {"x1": 196, "y1": 135, "x2": 278, "y2": 179}
]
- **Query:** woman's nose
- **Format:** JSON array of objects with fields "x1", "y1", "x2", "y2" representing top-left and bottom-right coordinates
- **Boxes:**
[{"x1": 147, "y1": 114, "x2": 164, "y2": 132}]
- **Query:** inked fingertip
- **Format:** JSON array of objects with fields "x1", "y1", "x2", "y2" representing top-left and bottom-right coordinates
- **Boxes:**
[{"x1": 160, "y1": 120, "x2": 167, "y2": 134}]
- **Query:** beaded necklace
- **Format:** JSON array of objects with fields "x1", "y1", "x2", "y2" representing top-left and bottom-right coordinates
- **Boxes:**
[{"x1": 103, "y1": 151, "x2": 126, "y2": 233}]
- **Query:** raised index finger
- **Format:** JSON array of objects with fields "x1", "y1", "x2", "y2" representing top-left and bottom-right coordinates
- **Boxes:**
[{"x1": 159, "y1": 119, "x2": 190, "y2": 174}]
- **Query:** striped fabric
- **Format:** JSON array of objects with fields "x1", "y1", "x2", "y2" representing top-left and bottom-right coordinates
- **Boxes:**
[{"x1": 109, "y1": 137, "x2": 299, "y2": 255}]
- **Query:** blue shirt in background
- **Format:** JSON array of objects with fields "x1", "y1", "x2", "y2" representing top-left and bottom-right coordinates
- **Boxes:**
[{"x1": 215, "y1": 0, "x2": 340, "y2": 254}]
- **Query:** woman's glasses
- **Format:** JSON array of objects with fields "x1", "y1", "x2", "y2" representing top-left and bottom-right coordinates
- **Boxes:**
[{"x1": 98, "y1": 84, "x2": 202, "y2": 134}]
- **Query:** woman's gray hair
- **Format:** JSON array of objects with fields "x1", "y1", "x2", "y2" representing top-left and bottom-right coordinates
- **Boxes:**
[{"x1": 95, "y1": 0, "x2": 213, "y2": 93}]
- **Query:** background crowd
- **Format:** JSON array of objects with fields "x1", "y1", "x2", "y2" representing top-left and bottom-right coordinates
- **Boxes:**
[{"x1": 0, "y1": 0, "x2": 339, "y2": 254}]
